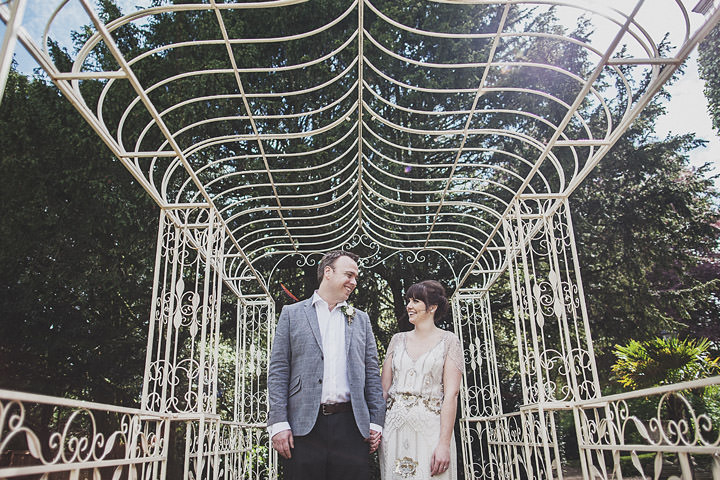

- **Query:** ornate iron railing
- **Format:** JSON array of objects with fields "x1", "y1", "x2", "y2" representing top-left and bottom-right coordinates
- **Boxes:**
[{"x1": 0, "y1": 389, "x2": 169, "y2": 479}]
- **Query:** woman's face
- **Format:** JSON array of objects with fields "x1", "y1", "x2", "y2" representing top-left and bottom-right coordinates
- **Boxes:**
[{"x1": 406, "y1": 297, "x2": 434, "y2": 324}]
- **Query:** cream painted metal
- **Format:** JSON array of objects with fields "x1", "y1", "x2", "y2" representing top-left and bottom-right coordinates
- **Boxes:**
[
  {"x1": 0, "y1": 0, "x2": 26, "y2": 106},
  {"x1": 142, "y1": 208, "x2": 226, "y2": 416},
  {"x1": 504, "y1": 197, "x2": 599, "y2": 405},
  {"x1": 0, "y1": 389, "x2": 169, "y2": 479},
  {"x1": 1, "y1": 0, "x2": 720, "y2": 479},
  {"x1": 575, "y1": 377, "x2": 720, "y2": 479}
]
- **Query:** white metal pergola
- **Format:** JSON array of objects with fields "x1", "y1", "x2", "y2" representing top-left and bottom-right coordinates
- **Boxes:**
[{"x1": 1, "y1": 1, "x2": 720, "y2": 479}]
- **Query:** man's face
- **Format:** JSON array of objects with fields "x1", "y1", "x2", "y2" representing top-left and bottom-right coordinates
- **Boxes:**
[{"x1": 323, "y1": 255, "x2": 359, "y2": 303}]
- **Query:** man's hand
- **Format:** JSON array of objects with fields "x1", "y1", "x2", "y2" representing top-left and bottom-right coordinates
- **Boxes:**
[
  {"x1": 366, "y1": 428, "x2": 382, "y2": 453},
  {"x1": 271, "y1": 429, "x2": 294, "y2": 459}
]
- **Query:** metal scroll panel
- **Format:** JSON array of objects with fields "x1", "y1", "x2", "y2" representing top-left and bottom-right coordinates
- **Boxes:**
[
  {"x1": 184, "y1": 419, "x2": 272, "y2": 480},
  {"x1": 453, "y1": 292, "x2": 564, "y2": 480},
  {"x1": 453, "y1": 292, "x2": 504, "y2": 478},
  {"x1": 139, "y1": 206, "x2": 275, "y2": 479},
  {"x1": 453, "y1": 195, "x2": 598, "y2": 479},
  {"x1": 0, "y1": 389, "x2": 169, "y2": 479},
  {"x1": 233, "y1": 297, "x2": 276, "y2": 480},
  {"x1": 142, "y1": 208, "x2": 226, "y2": 415},
  {"x1": 176, "y1": 296, "x2": 275, "y2": 480},
  {"x1": 573, "y1": 377, "x2": 720, "y2": 480},
  {"x1": 234, "y1": 298, "x2": 274, "y2": 429},
  {"x1": 503, "y1": 197, "x2": 600, "y2": 405}
]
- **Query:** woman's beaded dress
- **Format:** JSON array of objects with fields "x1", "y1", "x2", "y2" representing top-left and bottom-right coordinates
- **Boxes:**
[{"x1": 379, "y1": 330, "x2": 464, "y2": 480}]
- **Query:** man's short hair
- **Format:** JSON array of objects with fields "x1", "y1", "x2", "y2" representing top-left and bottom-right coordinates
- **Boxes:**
[{"x1": 317, "y1": 250, "x2": 360, "y2": 284}]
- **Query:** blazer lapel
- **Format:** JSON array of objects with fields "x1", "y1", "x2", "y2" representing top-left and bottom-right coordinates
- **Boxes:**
[
  {"x1": 304, "y1": 299, "x2": 323, "y2": 352},
  {"x1": 344, "y1": 310, "x2": 354, "y2": 357}
]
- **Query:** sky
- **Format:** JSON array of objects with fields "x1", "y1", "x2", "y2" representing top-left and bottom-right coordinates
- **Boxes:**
[
  {"x1": 3, "y1": 0, "x2": 718, "y2": 179},
  {"x1": 555, "y1": 0, "x2": 719, "y2": 177},
  {"x1": 656, "y1": 54, "x2": 718, "y2": 172}
]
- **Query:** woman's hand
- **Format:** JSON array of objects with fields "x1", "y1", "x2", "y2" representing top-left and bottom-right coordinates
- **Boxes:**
[
  {"x1": 366, "y1": 429, "x2": 382, "y2": 453},
  {"x1": 430, "y1": 443, "x2": 450, "y2": 476}
]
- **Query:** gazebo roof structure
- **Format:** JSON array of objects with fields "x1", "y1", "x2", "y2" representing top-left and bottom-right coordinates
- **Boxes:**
[
  {"x1": 2, "y1": 3, "x2": 720, "y2": 480},
  {"x1": 1, "y1": 0, "x2": 719, "y2": 297}
]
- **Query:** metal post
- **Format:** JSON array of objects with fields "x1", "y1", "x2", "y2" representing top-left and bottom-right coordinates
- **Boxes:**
[{"x1": 0, "y1": 0, "x2": 27, "y2": 106}]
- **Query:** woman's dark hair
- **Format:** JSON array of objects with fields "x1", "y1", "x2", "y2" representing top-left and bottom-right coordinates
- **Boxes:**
[{"x1": 405, "y1": 280, "x2": 450, "y2": 323}]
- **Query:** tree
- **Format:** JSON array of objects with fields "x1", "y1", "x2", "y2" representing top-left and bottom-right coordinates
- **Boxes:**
[
  {"x1": 0, "y1": 68, "x2": 158, "y2": 405},
  {"x1": 571, "y1": 58, "x2": 720, "y2": 375},
  {"x1": 698, "y1": 22, "x2": 720, "y2": 134},
  {"x1": 2, "y1": 0, "x2": 719, "y2": 412}
]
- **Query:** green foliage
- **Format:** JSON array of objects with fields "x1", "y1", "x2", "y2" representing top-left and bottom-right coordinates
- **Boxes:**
[
  {"x1": 698, "y1": 22, "x2": 720, "y2": 134},
  {"x1": 1, "y1": 0, "x2": 719, "y2": 420},
  {"x1": 698, "y1": 384, "x2": 720, "y2": 429},
  {"x1": 612, "y1": 337, "x2": 720, "y2": 389},
  {"x1": 0, "y1": 69, "x2": 157, "y2": 404},
  {"x1": 573, "y1": 74, "x2": 720, "y2": 374},
  {"x1": 611, "y1": 338, "x2": 720, "y2": 463}
]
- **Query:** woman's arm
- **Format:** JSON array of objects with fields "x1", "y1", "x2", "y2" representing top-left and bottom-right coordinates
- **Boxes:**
[
  {"x1": 381, "y1": 333, "x2": 400, "y2": 401},
  {"x1": 430, "y1": 342, "x2": 462, "y2": 476},
  {"x1": 380, "y1": 351, "x2": 393, "y2": 401}
]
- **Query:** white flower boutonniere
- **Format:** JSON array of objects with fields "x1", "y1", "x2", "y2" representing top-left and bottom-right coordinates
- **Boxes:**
[{"x1": 341, "y1": 304, "x2": 356, "y2": 325}]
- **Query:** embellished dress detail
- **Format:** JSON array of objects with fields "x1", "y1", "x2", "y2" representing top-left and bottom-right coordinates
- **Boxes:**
[{"x1": 380, "y1": 331, "x2": 464, "y2": 480}]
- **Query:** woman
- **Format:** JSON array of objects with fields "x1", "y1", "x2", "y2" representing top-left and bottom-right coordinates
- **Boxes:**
[{"x1": 379, "y1": 280, "x2": 464, "y2": 479}]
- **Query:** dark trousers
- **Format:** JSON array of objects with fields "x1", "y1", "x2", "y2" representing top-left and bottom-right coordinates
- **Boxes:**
[{"x1": 281, "y1": 410, "x2": 369, "y2": 480}]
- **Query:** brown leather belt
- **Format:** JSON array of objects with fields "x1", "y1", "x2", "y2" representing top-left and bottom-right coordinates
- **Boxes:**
[{"x1": 320, "y1": 402, "x2": 352, "y2": 415}]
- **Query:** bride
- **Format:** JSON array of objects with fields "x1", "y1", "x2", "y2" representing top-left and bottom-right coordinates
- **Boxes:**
[{"x1": 379, "y1": 280, "x2": 464, "y2": 479}]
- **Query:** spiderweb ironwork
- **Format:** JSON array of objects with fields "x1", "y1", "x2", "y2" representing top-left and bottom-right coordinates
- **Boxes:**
[{"x1": 3, "y1": 0, "x2": 717, "y2": 294}]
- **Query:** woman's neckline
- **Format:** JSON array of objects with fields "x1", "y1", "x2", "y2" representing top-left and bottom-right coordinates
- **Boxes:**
[{"x1": 402, "y1": 331, "x2": 446, "y2": 363}]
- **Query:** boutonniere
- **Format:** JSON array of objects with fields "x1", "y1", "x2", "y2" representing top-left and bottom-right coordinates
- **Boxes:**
[{"x1": 341, "y1": 304, "x2": 356, "y2": 325}]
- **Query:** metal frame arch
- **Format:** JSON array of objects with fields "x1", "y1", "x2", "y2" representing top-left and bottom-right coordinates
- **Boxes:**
[{"x1": 2, "y1": 1, "x2": 720, "y2": 479}]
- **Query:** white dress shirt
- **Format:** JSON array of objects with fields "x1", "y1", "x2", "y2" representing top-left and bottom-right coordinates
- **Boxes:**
[
  {"x1": 314, "y1": 293, "x2": 351, "y2": 403},
  {"x1": 269, "y1": 292, "x2": 381, "y2": 438}
]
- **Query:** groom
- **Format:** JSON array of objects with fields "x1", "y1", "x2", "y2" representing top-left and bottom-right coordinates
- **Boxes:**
[{"x1": 268, "y1": 250, "x2": 385, "y2": 480}]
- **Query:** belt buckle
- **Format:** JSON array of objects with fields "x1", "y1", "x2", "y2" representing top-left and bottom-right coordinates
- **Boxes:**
[{"x1": 321, "y1": 404, "x2": 331, "y2": 416}]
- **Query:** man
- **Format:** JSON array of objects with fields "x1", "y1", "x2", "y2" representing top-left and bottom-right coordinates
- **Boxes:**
[{"x1": 268, "y1": 250, "x2": 385, "y2": 480}]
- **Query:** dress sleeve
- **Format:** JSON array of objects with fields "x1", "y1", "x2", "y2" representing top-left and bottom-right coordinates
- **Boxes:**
[
  {"x1": 445, "y1": 332, "x2": 465, "y2": 373},
  {"x1": 385, "y1": 333, "x2": 401, "y2": 362}
]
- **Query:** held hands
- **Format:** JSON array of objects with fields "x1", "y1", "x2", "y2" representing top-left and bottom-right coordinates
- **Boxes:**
[
  {"x1": 271, "y1": 429, "x2": 294, "y2": 459},
  {"x1": 430, "y1": 443, "x2": 450, "y2": 476},
  {"x1": 366, "y1": 429, "x2": 382, "y2": 453}
]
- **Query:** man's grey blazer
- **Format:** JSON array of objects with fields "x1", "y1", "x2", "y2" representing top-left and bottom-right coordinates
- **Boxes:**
[{"x1": 267, "y1": 298, "x2": 386, "y2": 438}]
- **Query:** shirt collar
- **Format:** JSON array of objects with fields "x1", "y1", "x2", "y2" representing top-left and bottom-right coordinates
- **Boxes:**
[{"x1": 312, "y1": 291, "x2": 347, "y2": 309}]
